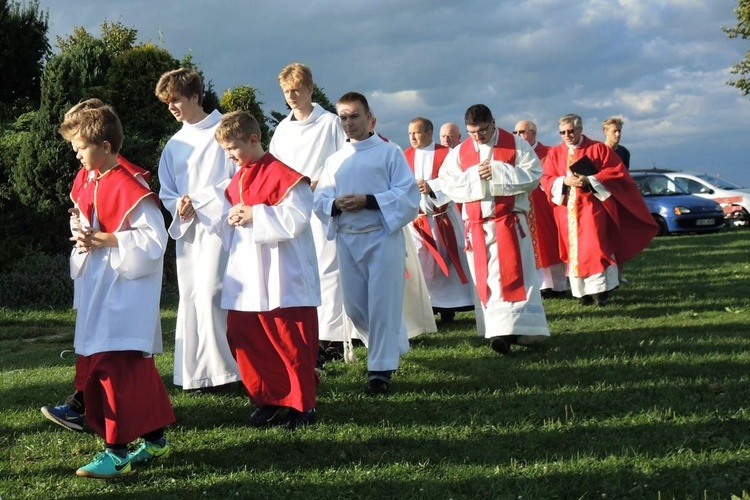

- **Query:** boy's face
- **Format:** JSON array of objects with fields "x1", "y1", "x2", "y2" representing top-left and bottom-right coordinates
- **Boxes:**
[
  {"x1": 166, "y1": 93, "x2": 201, "y2": 124},
  {"x1": 282, "y1": 83, "x2": 313, "y2": 111},
  {"x1": 71, "y1": 135, "x2": 109, "y2": 172},
  {"x1": 219, "y1": 137, "x2": 255, "y2": 167}
]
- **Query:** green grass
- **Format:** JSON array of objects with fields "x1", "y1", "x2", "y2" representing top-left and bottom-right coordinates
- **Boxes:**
[{"x1": 2, "y1": 231, "x2": 750, "y2": 499}]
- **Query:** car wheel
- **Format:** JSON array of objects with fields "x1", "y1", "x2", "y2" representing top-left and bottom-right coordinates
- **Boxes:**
[
  {"x1": 654, "y1": 216, "x2": 669, "y2": 236},
  {"x1": 735, "y1": 208, "x2": 750, "y2": 228}
]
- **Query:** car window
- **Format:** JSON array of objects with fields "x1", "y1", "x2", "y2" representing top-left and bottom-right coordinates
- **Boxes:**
[
  {"x1": 635, "y1": 175, "x2": 685, "y2": 196},
  {"x1": 675, "y1": 177, "x2": 707, "y2": 194},
  {"x1": 697, "y1": 173, "x2": 744, "y2": 190}
]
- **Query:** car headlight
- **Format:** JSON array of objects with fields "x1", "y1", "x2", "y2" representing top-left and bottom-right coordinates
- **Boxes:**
[{"x1": 673, "y1": 206, "x2": 690, "y2": 215}]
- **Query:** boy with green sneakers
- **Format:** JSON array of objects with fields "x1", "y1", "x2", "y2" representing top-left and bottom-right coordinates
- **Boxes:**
[
  {"x1": 60, "y1": 104, "x2": 175, "y2": 478},
  {"x1": 41, "y1": 98, "x2": 154, "y2": 435}
]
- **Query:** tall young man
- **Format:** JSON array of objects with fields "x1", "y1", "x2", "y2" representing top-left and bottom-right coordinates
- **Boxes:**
[{"x1": 156, "y1": 68, "x2": 240, "y2": 392}]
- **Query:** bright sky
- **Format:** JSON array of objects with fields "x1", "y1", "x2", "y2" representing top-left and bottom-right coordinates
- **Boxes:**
[{"x1": 39, "y1": 0, "x2": 750, "y2": 186}]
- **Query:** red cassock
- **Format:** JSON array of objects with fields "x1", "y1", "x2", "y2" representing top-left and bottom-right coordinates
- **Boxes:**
[
  {"x1": 541, "y1": 136, "x2": 658, "y2": 278},
  {"x1": 224, "y1": 152, "x2": 318, "y2": 412},
  {"x1": 526, "y1": 142, "x2": 563, "y2": 269}
]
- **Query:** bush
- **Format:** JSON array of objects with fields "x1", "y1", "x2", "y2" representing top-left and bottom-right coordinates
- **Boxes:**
[{"x1": 0, "y1": 250, "x2": 72, "y2": 307}]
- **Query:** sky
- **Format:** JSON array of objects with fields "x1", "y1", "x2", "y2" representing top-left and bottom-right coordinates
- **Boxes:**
[{"x1": 38, "y1": 0, "x2": 750, "y2": 186}]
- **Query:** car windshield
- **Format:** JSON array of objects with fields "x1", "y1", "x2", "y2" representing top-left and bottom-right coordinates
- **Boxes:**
[
  {"x1": 696, "y1": 173, "x2": 745, "y2": 190},
  {"x1": 634, "y1": 175, "x2": 687, "y2": 196}
]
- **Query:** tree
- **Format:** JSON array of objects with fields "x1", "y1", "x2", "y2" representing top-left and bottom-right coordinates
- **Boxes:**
[
  {"x1": 220, "y1": 85, "x2": 271, "y2": 147},
  {"x1": 724, "y1": 0, "x2": 750, "y2": 95},
  {"x1": 0, "y1": 0, "x2": 50, "y2": 108}
]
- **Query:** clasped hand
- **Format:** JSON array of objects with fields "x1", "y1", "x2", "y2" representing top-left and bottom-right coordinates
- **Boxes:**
[
  {"x1": 335, "y1": 194, "x2": 366, "y2": 212},
  {"x1": 228, "y1": 204, "x2": 253, "y2": 227}
]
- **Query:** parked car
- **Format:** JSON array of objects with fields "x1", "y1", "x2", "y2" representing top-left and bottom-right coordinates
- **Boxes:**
[
  {"x1": 630, "y1": 172, "x2": 725, "y2": 236},
  {"x1": 661, "y1": 171, "x2": 750, "y2": 226}
]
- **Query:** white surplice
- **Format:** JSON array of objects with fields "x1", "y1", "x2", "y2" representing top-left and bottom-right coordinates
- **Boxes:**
[{"x1": 158, "y1": 109, "x2": 240, "y2": 389}]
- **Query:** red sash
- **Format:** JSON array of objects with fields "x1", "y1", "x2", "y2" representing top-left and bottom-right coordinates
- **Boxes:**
[
  {"x1": 225, "y1": 152, "x2": 309, "y2": 206},
  {"x1": 458, "y1": 129, "x2": 526, "y2": 305},
  {"x1": 404, "y1": 145, "x2": 469, "y2": 284},
  {"x1": 70, "y1": 165, "x2": 157, "y2": 232}
]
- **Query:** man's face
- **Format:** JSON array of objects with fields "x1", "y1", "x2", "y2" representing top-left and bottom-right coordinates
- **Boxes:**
[
  {"x1": 513, "y1": 121, "x2": 537, "y2": 146},
  {"x1": 219, "y1": 138, "x2": 255, "y2": 167},
  {"x1": 439, "y1": 125, "x2": 460, "y2": 148},
  {"x1": 165, "y1": 93, "x2": 201, "y2": 124},
  {"x1": 408, "y1": 122, "x2": 432, "y2": 149},
  {"x1": 466, "y1": 119, "x2": 495, "y2": 145},
  {"x1": 559, "y1": 121, "x2": 583, "y2": 146},
  {"x1": 604, "y1": 125, "x2": 622, "y2": 146},
  {"x1": 338, "y1": 101, "x2": 371, "y2": 142},
  {"x1": 282, "y1": 84, "x2": 313, "y2": 111}
]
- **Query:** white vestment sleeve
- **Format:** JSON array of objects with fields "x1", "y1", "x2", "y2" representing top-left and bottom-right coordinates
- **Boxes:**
[
  {"x1": 438, "y1": 148, "x2": 486, "y2": 204},
  {"x1": 253, "y1": 184, "x2": 313, "y2": 244},
  {"x1": 372, "y1": 150, "x2": 420, "y2": 235},
  {"x1": 109, "y1": 199, "x2": 168, "y2": 280},
  {"x1": 312, "y1": 164, "x2": 339, "y2": 240},
  {"x1": 488, "y1": 138, "x2": 541, "y2": 196},
  {"x1": 550, "y1": 177, "x2": 566, "y2": 205}
]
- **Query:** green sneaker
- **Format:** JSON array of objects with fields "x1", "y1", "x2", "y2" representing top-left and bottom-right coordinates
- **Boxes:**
[
  {"x1": 129, "y1": 439, "x2": 170, "y2": 464},
  {"x1": 76, "y1": 451, "x2": 132, "y2": 479}
]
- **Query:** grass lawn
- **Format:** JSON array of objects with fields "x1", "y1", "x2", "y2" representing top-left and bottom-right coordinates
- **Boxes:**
[{"x1": 1, "y1": 230, "x2": 750, "y2": 499}]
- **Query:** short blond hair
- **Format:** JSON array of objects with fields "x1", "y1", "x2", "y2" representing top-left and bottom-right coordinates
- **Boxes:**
[
  {"x1": 603, "y1": 116, "x2": 624, "y2": 131},
  {"x1": 59, "y1": 106, "x2": 123, "y2": 154},
  {"x1": 278, "y1": 62, "x2": 313, "y2": 90},
  {"x1": 155, "y1": 68, "x2": 204, "y2": 104},
  {"x1": 215, "y1": 111, "x2": 261, "y2": 143}
]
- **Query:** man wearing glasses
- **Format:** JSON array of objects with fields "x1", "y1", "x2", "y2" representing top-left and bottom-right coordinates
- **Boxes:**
[
  {"x1": 541, "y1": 114, "x2": 656, "y2": 306},
  {"x1": 438, "y1": 105, "x2": 550, "y2": 355},
  {"x1": 513, "y1": 121, "x2": 567, "y2": 298}
]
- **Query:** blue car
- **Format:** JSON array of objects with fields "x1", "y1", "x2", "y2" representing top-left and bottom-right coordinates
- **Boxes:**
[{"x1": 630, "y1": 172, "x2": 725, "y2": 236}]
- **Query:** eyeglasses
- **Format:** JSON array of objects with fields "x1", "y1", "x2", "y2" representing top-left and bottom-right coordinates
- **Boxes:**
[
  {"x1": 513, "y1": 130, "x2": 535, "y2": 135},
  {"x1": 468, "y1": 123, "x2": 493, "y2": 137},
  {"x1": 559, "y1": 129, "x2": 579, "y2": 136}
]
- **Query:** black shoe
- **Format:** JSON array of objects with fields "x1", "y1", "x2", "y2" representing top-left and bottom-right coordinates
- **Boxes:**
[
  {"x1": 249, "y1": 405, "x2": 288, "y2": 427},
  {"x1": 366, "y1": 378, "x2": 390, "y2": 395},
  {"x1": 489, "y1": 335, "x2": 517, "y2": 355},
  {"x1": 593, "y1": 291, "x2": 609, "y2": 307},
  {"x1": 440, "y1": 311, "x2": 456, "y2": 323},
  {"x1": 578, "y1": 295, "x2": 594, "y2": 306},
  {"x1": 281, "y1": 408, "x2": 317, "y2": 430},
  {"x1": 541, "y1": 289, "x2": 567, "y2": 299},
  {"x1": 323, "y1": 343, "x2": 344, "y2": 363}
]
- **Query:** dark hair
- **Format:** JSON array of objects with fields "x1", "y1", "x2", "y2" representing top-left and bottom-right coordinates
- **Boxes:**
[
  {"x1": 337, "y1": 91, "x2": 370, "y2": 114},
  {"x1": 409, "y1": 117, "x2": 433, "y2": 134},
  {"x1": 464, "y1": 104, "x2": 493, "y2": 126}
]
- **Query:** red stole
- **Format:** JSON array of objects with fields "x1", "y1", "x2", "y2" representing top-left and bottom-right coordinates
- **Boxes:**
[
  {"x1": 225, "y1": 152, "x2": 309, "y2": 207},
  {"x1": 526, "y1": 142, "x2": 562, "y2": 268},
  {"x1": 458, "y1": 129, "x2": 526, "y2": 305},
  {"x1": 404, "y1": 145, "x2": 468, "y2": 284},
  {"x1": 70, "y1": 165, "x2": 157, "y2": 233}
]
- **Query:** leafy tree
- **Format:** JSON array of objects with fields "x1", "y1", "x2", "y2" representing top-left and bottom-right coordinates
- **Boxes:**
[
  {"x1": 0, "y1": 0, "x2": 50, "y2": 108},
  {"x1": 220, "y1": 85, "x2": 271, "y2": 147},
  {"x1": 724, "y1": 0, "x2": 750, "y2": 95}
]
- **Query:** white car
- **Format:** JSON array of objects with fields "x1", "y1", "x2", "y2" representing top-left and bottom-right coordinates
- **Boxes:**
[{"x1": 662, "y1": 171, "x2": 750, "y2": 226}]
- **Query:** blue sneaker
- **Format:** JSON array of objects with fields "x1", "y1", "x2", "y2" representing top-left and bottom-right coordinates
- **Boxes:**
[
  {"x1": 76, "y1": 451, "x2": 132, "y2": 479},
  {"x1": 40, "y1": 404, "x2": 84, "y2": 432},
  {"x1": 129, "y1": 439, "x2": 170, "y2": 464}
]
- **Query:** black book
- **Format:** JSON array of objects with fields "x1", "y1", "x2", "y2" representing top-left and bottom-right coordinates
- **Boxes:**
[{"x1": 569, "y1": 155, "x2": 596, "y2": 176}]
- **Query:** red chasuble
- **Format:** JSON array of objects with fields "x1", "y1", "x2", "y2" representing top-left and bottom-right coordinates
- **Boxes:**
[
  {"x1": 70, "y1": 165, "x2": 158, "y2": 233},
  {"x1": 457, "y1": 129, "x2": 526, "y2": 306},
  {"x1": 404, "y1": 145, "x2": 469, "y2": 284},
  {"x1": 526, "y1": 142, "x2": 563, "y2": 269},
  {"x1": 541, "y1": 136, "x2": 657, "y2": 277},
  {"x1": 225, "y1": 152, "x2": 309, "y2": 207}
]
